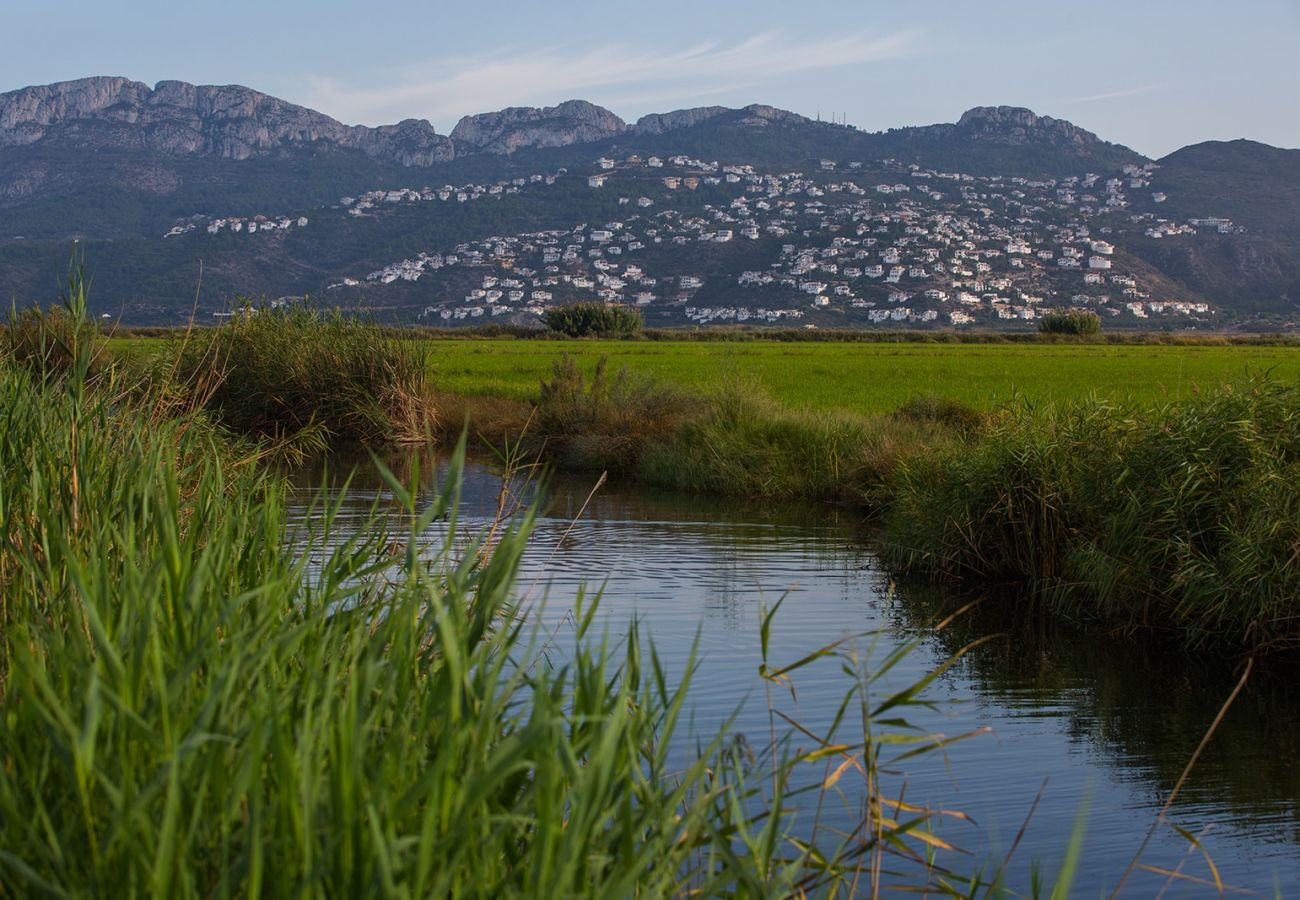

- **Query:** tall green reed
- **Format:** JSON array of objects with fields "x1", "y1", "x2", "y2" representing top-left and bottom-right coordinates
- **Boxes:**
[{"x1": 883, "y1": 381, "x2": 1300, "y2": 650}]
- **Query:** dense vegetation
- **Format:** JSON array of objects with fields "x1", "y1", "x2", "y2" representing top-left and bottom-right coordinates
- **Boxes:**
[
  {"x1": 541, "y1": 300, "x2": 643, "y2": 337},
  {"x1": 2, "y1": 283, "x2": 1055, "y2": 895},
  {"x1": 1038, "y1": 309, "x2": 1101, "y2": 335},
  {"x1": 883, "y1": 382, "x2": 1300, "y2": 649},
  {"x1": 169, "y1": 304, "x2": 438, "y2": 454}
]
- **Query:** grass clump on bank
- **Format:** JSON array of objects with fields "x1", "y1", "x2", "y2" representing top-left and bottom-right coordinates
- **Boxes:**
[
  {"x1": 638, "y1": 385, "x2": 958, "y2": 507},
  {"x1": 533, "y1": 354, "x2": 688, "y2": 472},
  {"x1": 531, "y1": 355, "x2": 968, "y2": 508},
  {"x1": 4, "y1": 302, "x2": 110, "y2": 379},
  {"x1": 171, "y1": 304, "x2": 438, "y2": 452},
  {"x1": 882, "y1": 380, "x2": 1300, "y2": 650}
]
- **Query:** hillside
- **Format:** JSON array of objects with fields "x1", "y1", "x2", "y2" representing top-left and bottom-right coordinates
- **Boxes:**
[
  {"x1": 0, "y1": 78, "x2": 1152, "y2": 242},
  {"x1": 1143, "y1": 140, "x2": 1300, "y2": 236},
  {"x1": 1122, "y1": 140, "x2": 1300, "y2": 314},
  {"x1": 866, "y1": 106, "x2": 1146, "y2": 177},
  {"x1": 0, "y1": 76, "x2": 1296, "y2": 328}
]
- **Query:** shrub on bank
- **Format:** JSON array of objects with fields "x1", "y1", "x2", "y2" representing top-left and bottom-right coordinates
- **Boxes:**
[
  {"x1": 542, "y1": 301, "x2": 643, "y2": 338},
  {"x1": 891, "y1": 394, "x2": 990, "y2": 436},
  {"x1": 638, "y1": 384, "x2": 950, "y2": 506},
  {"x1": 3, "y1": 271, "x2": 109, "y2": 380},
  {"x1": 171, "y1": 303, "x2": 438, "y2": 451},
  {"x1": 532, "y1": 358, "x2": 963, "y2": 507}
]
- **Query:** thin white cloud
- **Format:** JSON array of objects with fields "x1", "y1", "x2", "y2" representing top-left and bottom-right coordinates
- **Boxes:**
[
  {"x1": 1063, "y1": 83, "x2": 1166, "y2": 104},
  {"x1": 301, "y1": 30, "x2": 921, "y2": 128}
]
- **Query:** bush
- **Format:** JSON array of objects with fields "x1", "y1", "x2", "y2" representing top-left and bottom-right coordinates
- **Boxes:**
[
  {"x1": 171, "y1": 303, "x2": 438, "y2": 451},
  {"x1": 531, "y1": 362, "x2": 966, "y2": 507},
  {"x1": 1038, "y1": 309, "x2": 1101, "y2": 335},
  {"x1": 542, "y1": 301, "x2": 643, "y2": 338},
  {"x1": 891, "y1": 394, "x2": 989, "y2": 436},
  {"x1": 533, "y1": 354, "x2": 687, "y2": 471}
]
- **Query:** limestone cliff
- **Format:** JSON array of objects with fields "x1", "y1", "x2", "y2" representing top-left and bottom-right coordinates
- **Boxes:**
[
  {"x1": 0, "y1": 76, "x2": 455, "y2": 166},
  {"x1": 450, "y1": 100, "x2": 626, "y2": 154}
]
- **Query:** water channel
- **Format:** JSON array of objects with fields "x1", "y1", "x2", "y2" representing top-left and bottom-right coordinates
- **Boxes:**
[{"x1": 290, "y1": 451, "x2": 1300, "y2": 896}]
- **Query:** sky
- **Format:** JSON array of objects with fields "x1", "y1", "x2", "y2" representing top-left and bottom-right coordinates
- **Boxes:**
[{"x1": 2, "y1": 0, "x2": 1297, "y2": 158}]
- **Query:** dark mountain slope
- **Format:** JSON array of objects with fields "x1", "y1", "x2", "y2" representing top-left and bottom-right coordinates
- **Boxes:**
[
  {"x1": 1144, "y1": 140, "x2": 1300, "y2": 237},
  {"x1": 865, "y1": 106, "x2": 1147, "y2": 176},
  {"x1": 1122, "y1": 140, "x2": 1300, "y2": 312}
]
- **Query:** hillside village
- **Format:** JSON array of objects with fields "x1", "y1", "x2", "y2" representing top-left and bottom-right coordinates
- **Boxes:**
[{"x1": 173, "y1": 149, "x2": 1234, "y2": 329}]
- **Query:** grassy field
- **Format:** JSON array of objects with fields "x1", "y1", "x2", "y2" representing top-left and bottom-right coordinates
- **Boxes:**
[{"x1": 424, "y1": 339, "x2": 1300, "y2": 412}]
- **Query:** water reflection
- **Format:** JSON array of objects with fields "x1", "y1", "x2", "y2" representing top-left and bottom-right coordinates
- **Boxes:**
[
  {"x1": 287, "y1": 448, "x2": 1300, "y2": 894},
  {"x1": 893, "y1": 587, "x2": 1300, "y2": 847}
]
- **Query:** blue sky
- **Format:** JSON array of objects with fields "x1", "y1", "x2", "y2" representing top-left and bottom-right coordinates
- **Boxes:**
[{"x1": 3, "y1": 0, "x2": 1297, "y2": 157}]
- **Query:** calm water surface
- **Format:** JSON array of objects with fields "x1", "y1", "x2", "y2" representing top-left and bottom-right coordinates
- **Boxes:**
[{"x1": 291, "y1": 452, "x2": 1300, "y2": 896}]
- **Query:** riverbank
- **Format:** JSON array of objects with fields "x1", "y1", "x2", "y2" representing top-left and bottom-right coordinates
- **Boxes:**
[
  {"x1": 437, "y1": 350, "x2": 1300, "y2": 653},
  {"x1": 106, "y1": 318, "x2": 1300, "y2": 652}
]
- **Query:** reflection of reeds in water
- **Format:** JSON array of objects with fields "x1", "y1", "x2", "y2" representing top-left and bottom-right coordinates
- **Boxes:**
[{"x1": 891, "y1": 578, "x2": 1300, "y2": 843}]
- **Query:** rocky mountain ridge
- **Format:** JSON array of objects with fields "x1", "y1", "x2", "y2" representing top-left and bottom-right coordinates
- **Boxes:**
[
  {"x1": 2, "y1": 76, "x2": 1140, "y2": 171},
  {"x1": 631, "y1": 106, "x2": 729, "y2": 135},
  {"x1": 0, "y1": 76, "x2": 456, "y2": 165},
  {"x1": 449, "y1": 99, "x2": 627, "y2": 154},
  {"x1": 954, "y1": 106, "x2": 1100, "y2": 147}
]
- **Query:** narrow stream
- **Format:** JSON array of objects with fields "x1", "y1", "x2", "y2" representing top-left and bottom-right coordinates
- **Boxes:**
[{"x1": 290, "y1": 451, "x2": 1300, "y2": 896}]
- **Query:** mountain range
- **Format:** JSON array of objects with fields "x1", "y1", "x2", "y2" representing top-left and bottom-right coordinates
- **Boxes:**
[{"x1": 0, "y1": 76, "x2": 1296, "y2": 327}]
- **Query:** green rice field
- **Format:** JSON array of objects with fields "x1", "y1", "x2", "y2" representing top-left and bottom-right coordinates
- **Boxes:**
[{"x1": 425, "y1": 339, "x2": 1300, "y2": 412}]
